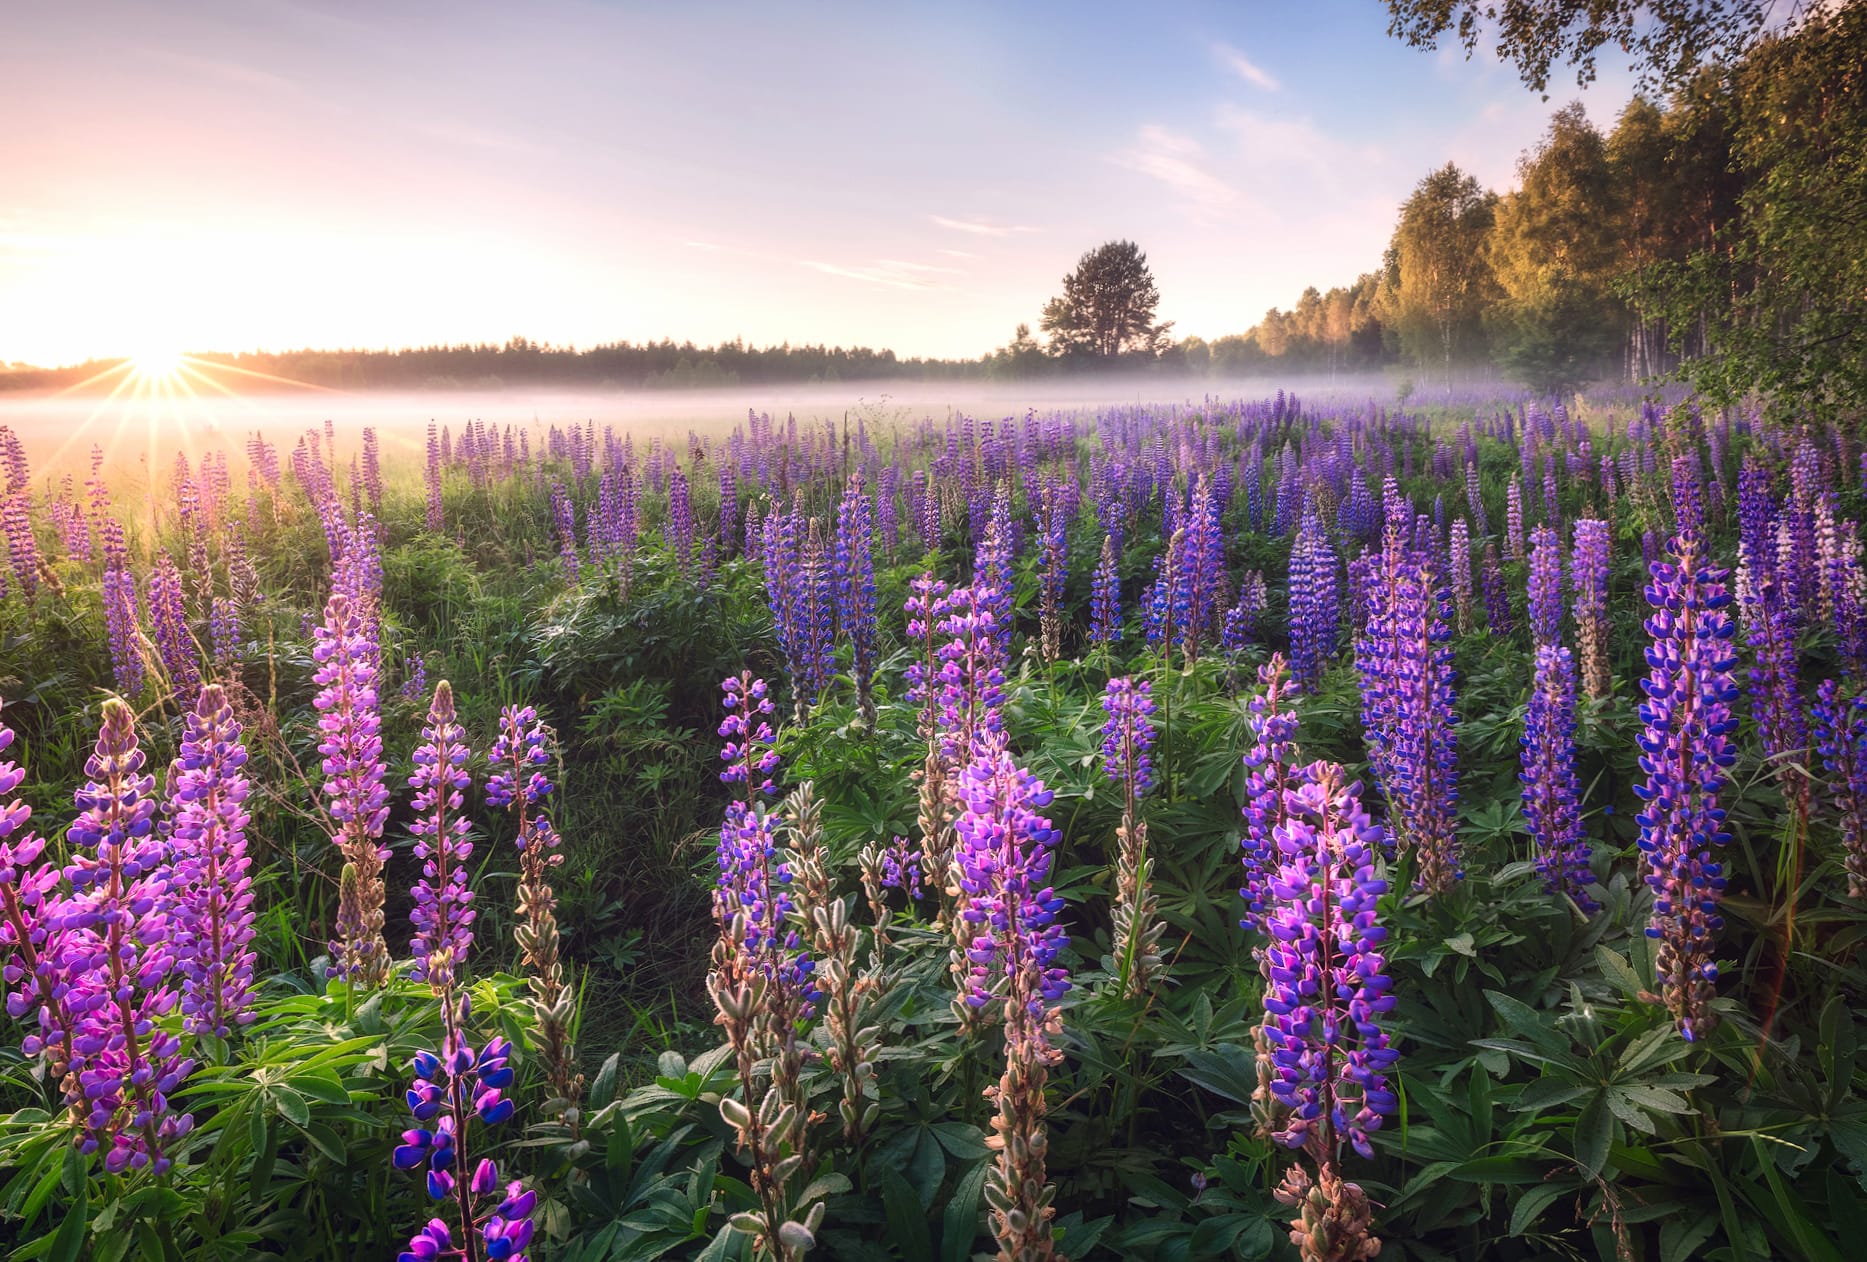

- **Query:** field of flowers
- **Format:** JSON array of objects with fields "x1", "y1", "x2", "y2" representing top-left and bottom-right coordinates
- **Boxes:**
[{"x1": 0, "y1": 394, "x2": 1862, "y2": 1261}]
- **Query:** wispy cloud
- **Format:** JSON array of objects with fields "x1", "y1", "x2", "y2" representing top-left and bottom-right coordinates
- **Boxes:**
[
  {"x1": 799, "y1": 258, "x2": 957, "y2": 290},
  {"x1": 929, "y1": 215, "x2": 1038, "y2": 238},
  {"x1": 1113, "y1": 125, "x2": 1239, "y2": 213},
  {"x1": 937, "y1": 248, "x2": 976, "y2": 259},
  {"x1": 1213, "y1": 42, "x2": 1279, "y2": 91}
]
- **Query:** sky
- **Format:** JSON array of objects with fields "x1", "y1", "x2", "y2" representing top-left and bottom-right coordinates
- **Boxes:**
[{"x1": 0, "y1": 0, "x2": 1638, "y2": 368}]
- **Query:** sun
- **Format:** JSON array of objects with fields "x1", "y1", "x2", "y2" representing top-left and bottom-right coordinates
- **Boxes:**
[{"x1": 126, "y1": 345, "x2": 187, "y2": 383}]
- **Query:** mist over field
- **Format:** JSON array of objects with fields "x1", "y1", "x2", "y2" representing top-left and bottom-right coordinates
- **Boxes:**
[{"x1": 0, "y1": 372, "x2": 1427, "y2": 477}]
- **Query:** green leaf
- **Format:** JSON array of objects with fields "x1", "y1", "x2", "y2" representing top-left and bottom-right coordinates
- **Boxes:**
[
  {"x1": 271, "y1": 1088, "x2": 311, "y2": 1128},
  {"x1": 1510, "y1": 1182, "x2": 1568, "y2": 1236},
  {"x1": 47, "y1": 1181, "x2": 87, "y2": 1262},
  {"x1": 940, "y1": 1162, "x2": 987, "y2": 1262},
  {"x1": 879, "y1": 1165, "x2": 935, "y2": 1262},
  {"x1": 1593, "y1": 945, "x2": 1643, "y2": 997},
  {"x1": 1573, "y1": 1093, "x2": 1611, "y2": 1179},
  {"x1": 1661, "y1": 1215, "x2": 1717, "y2": 1262}
]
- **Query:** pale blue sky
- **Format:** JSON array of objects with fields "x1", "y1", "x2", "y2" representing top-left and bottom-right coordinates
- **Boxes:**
[{"x1": 0, "y1": 0, "x2": 1636, "y2": 365}]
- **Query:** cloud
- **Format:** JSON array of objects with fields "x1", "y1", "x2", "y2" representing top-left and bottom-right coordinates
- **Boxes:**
[
  {"x1": 1213, "y1": 42, "x2": 1279, "y2": 91},
  {"x1": 937, "y1": 248, "x2": 977, "y2": 259},
  {"x1": 799, "y1": 259, "x2": 955, "y2": 290},
  {"x1": 1112, "y1": 125, "x2": 1239, "y2": 213},
  {"x1": 929, "y1": 215, "x2": 1038, "y2": 238}
]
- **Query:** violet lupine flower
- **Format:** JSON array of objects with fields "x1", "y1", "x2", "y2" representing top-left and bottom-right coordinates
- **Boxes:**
[
  {"x1": 550, "y1": 480, "x2": 579, "y2": 582},
  {"x1": 954, "y1": 747, "x2": 1070, "y2": 1259},
  {"x1": 1527, "y1": 525, "x2": 1564, "y2": 647},
  {"x1": 1482, "y1": 543, "x2": 1513, "y2": 636},
  {"x1": 313, "y1": 590, "x2": 391, "y2": 985},
  {"x1": 1034, "y1": 486, "x2": 1069, "y2": 662},
  {"x1": 1101, "y1": 677, "x2": 1157, "y2": 799},
  {"x1": 209, "y1": 595, "x2": 241, "y2": 672},
  {"x1": 1288, "y1": 509, "x2": 1339, "y2": 691},
  {"x1": 489, "y1": 704, "x2": 579, "y2": 1114},
  {"x1": 2, "y1": 492, "x2": 37, "y2": 603},
  {"x1": 833, "y1": 473, "x2": 879, "y2": 719},
  {"x1": 1521, "y1": 644, "x2": 1596, "y2": 912},
  {"x1": 1740, "y1": 579, "x2": 1808, "y2": 801},
  {"x1": 1448, "y1": 518, "x2": 1474, "y2": 632},
  {"x1": 167, "y1": 684, "x2": 257, "y2": 1036},
  {"x1": 1633, "y1": 533, "x2": 1739, "y2": 1042},
  {"x1": 147, "y1": 554, "x2": 200, "y2": 701},
  {"x1": 425, "y1": 422, "x2": 444, "y2": 533},
  {"x1": 1813, "y1": 679, "x2": 1867, "y2": 899},
  {"x1": 718, "y1": 674, "x2": 780, "y2": 799},
  {"x1": 1572, "y1": 519, "x2": 1612, "y2": 699},
  {"x1": 1258, "y1": 760, "x2": 1397, "y2": 1160},
  {"x1": 880, "y1": 835, "x2": 923, "y2": 899},
  {"x1": 101, "y1": 534, "x2": 146, "y2": 696},
  {"x1": 62, "y1": 700, "x2": 195, "y2": 1174},
  {"x1": 1505, "y1": 476, "x2": 1524, "y2": 561},
  {"x1": 666, "y1": 467, "x2": 695, "y2": 574},
  {"x1": 1224, "y1": 571, "x2": 1269, "y2": 652},
  {"x1": 393, "y1": 1017, "x2": 537, "y2": 1262},
  {"x1": 1240, "y1": 656, "x2": 1300, "y2": 936},
  {"x1": 0, "y1": 700, "x2": 79, "y2": 1084},
  {"x1": 935, "y1": 584, "x2": 1010, "y2": 773},
  {"x1": 1090, "y1": 534, "x2": 1121, "y2": 647},
  {"x1": 1356, "y1": 521, "x2": 1462, "y2": 895},
  {"x1": 1103, "y1": 675, "x2": 1161, "y2": 995},
  {"x1": 401, "y1": 652, "x2": 430, "y2": 702},
  {"x1": 975, "y1": 487, "x2": 1016, "y2": 660},
  {"x1": 409, "y1": 681, "x2": 476, "y2": 989}
]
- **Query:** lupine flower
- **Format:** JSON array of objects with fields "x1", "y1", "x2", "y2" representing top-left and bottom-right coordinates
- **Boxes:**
[
  {"x1": 975, "y1": 486, "x2": 1016, "y2": 661},
  {"x1": 708, "y1": 679, "x2": 818, "y2": 1261},
  {"x1": 1448, "y1": 518, "x2": 1474, "y2": 632},
  {"x1": 1633, "y1": 533, "x2": 1739, "y2": 1041},
  {"x1": 62, "y1": 700, "x2": 195, "y2": 1174},
  {"x1": 409, "y1": 681, "x2": 475, "y2": 988},
  {"x1": 935, "y1": 583, "x2": 1009, "y2": 774},
  {"x1": 1035, "y1": 485, "x2": 1069, "y2": 662},
  {"x1": 1090, "y1": 534, "x2": 1121, "y2": 646},
  {"x1": 1481, "y1": 543, "x2": 1512, "y2": 636},
  {"x1": 952, "y1": 748, "x2": 1068, "y2": 1260},
  {"x1": 1527, "y1": 525, "x2": 1564, "y2": 647},
  {"x1": 101, "y1": 529, "x2": 146, "y2": 697},
  {"x1": 314, "y1": 590, "x2": 391, "y2": 984},
  {"x1": 1572, "y1": 519, "x2": 1612, "y2": 698},
  {"x1": 1813, "y1": 680, "x2": 1867, "y2": 898},
  {"x1": 167, "y1": 684, "x2": 258, "y2": 1036},
  {"x1": 425, "y1": 422, "x2": 444, "y2": 532},
  {"x1": 393, "y1": 1006, "x2": 537, "y2": 1262},
  {"x1": 833, "y1": 472, "x2": 879, "y2": 720},
  {"x1": 1740, "y1": 578, "x2": 1808, "y2": 804},
  {"x1": 1259, "y1": 760, "x2": 1397, "y2": 1158},
  {"x1": 1103, "y1": 677, "x2": 1161, "y2": 996},
  {"x1": 1288, "y1": 509, "x2": 1339, "y2": 691},
  {"x1": 1521, "y1": 644, "x2": 1596, "y2": 912},
  {"x1": 147, "y1": 554, "x2": 200, "y2": 701},
  {"x1": 1506, "y1": 475, "x2": 1524, "y2": 561},
  {"x1": 550, "y1": 480, "x2": 579, "y2": 582},
  {"x1": 0, "y1": 699, "x2": 79, "y2": 1087},
  {"x1": 1240, "y1": 656, "x2": 1300, "y2": 936},
  {"x1": 1356, "y1": 513, "x2": 1461, "y2": 895}
]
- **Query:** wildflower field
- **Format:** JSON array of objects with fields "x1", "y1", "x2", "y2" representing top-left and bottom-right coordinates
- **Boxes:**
[{"x1": 0, "y1": 394, "x2": 1863, "y2": 1262}]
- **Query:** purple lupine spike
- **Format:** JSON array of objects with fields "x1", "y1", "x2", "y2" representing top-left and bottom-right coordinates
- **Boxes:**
[
  {"x1": 974, "y1": 485, "x2": 1016, "y2": 660},
  {"x1": 1034, "y1": 484, "x2": 1070, "y2": 662},
  {"x1": 1448, "y1": 518, "x2": 1474, "y2": 632},
  {"x1": 101, "y1": 526, "x2": 146, "y2": 697},
  {"x1": 1258, "y1": 759, "x2": 1397, "y2": 1160},
  {"x1": 1481, "y1": 543, "x2": 1512, "y2": 636},
  {"x1": 1288, "y1": 508, "x2": 1338, "y2": 691},
  {"x1": 1527, "y1": 525, "x2": 1564, "y2": 647},
  {"x1": 954, "y1": 746, "x2": 1069, "y2": 1257},
  {"x1": 147, "y1": 554, "x2": 200, "y2": 701},
  {"x1": 1813, "y1": 680, "x2": 1867, "y2": 899},
  {"x1": 424, "y1": 422, "x2": 443, "y2": 533},
  {"x1": 62, "y1": 699, "x2": 195, "y2": 1174},
  {"x1": 1633, "y1": 532, "x2": 1739, "y2": 1042},
  {"x1": 1090, "y1": 534, "x2": 1121, "y2": 647},
  {"x1": 1240, "y1": 655, "x2": 1300, "y2": 936},
  {"x1": 2, "y1": 491, "x2": 37, "y2": 603},
  {"x1": 1521, "y1": 643, "x2": 1596, "y2": 912},
  {"x1": 0, "y1": 699, "x2": 81, "y2": 1086},
  {"x1": 550, "y1": 480, "x2": 579, "y2": 582},
  {"x1": 935, "y1": 583, "x2": 1009, "y2": 773},
  {"x1": 834, "y1": 472, "x2": 879, "y2": 720},
  {"x1": 1101, "y1": 676, "x2": 1156, "y2": 799},
  {"x1": 314, "y1": 590, "x2": 391, "y2": 984},
  {"x1": 394, "y1": 1010, "x2": 537, "y2": 1262},
  {"x1": 409, "y1": 681, "x2": 476, "y2": 989},
  {"x1": 1223, "y1": 571, "x2": 1269, "y2": 652},
  {"x1": 1505, "y1": 476, "x2": 1524, "y2": 561},
  {"x1": 666, "y1": 467, "x2": 695, "y2": 574},
  {"x1": 1740, "y1": 578, "x2": 1808, "y2": 803},
  {"x1": 1572, "y1": 518, "x2": 1612, "y2": 698},
  {"x1": 718, "y1": 674, "x2": 780, "y2": 799},
  {"x1": 167, "y1": 683, "x2": 257, "y2": 1036},
  {"x1": 1356, "y1": 517, "x2": 1461, "y2": 895}
]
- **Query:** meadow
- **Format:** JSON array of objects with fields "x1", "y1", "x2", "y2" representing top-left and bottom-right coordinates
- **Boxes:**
[{"x1": 0, "y1": 390, "x2": 1862, "y2": 1262}]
